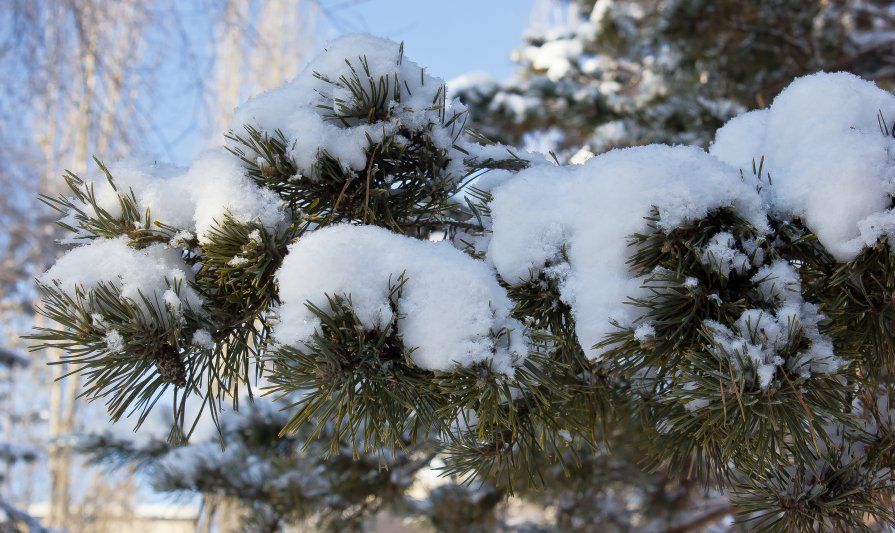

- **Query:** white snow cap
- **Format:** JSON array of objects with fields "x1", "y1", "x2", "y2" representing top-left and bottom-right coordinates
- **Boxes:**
[
  {"x1": 230, "y1": 33, "x2": 540, "y2": 182},
  {"x1": 487, "y1": 144, "x2": 767, "y2": 359},
  {"x1": 64, "y1": 151, "x2": 284, "y2": 244},
  {"x1": 183, "y1": 150, "x2": 284, "y2": 242},
  {"x1": 274, "y1": 224, "x2": 526, "y2": 374},
  {"x1": 39, "y1": 237, "x2": 203, "y2": 321},
  {"x1": 231, "y1": 34, "x2": 458, "y2": 175},
  {"x1": 710, "y1": 72, "x2": 895, "y2": 261}
]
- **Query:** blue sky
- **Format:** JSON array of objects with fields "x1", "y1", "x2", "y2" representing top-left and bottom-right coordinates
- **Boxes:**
[
  {"x1": 319, "y1": 0, "x2": 535, "y2": 81},
  {"x1": 146, "y1": 0, "x2": 535, "y2": 166}
]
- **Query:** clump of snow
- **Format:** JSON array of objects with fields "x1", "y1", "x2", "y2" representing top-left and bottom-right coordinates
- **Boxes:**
[
  {"x1": 90, "y1": 313, "x2": 107, "y2": 330},
  {"x1": 700, "y1": 232, "x2": 751, "y2": 278},
  {"x1": 708, "y1": 110, "x2": 768, "y2": 172},
  {"x1": 487, "y1": 144, "x2": 766, "y2": 358},
  {"x1": 104, "y1": 330, "x2": 125, "y2": 353},
  {"x1": 191, "y1": 329, "x2": 214, "y2": 349},
  {"x1": 231, "y1": 34, "x2": 453, "y2": 175},
  {"x1": 515, "y1": 1, "x2": 596, "y2": 81},
  {"x1": 633, "y1": 323, "x2": 655, "y2": 343},
  {"x1": 63, "y1": 150, "x2": 285, "y2": 244},
  {"x1": 515, "y1": 34, "x2": 586, "y2": 81},
  {"x1": 700, "y1": 249, "x2": 842, "y2": 389},
  {"x1": 710, "y1": 72, "x2": 895, "y2": 260},
  {"x1": 183, "y1": 150, "x2": 284, "y2": 243},
  {"x1": 169, "y1": 230, "x2": 195, "y2": 248},
  {"x1": 78, "y1": 159, "x2": 193, "y2": 232},
  {"x1": 273, "y1": 224, "x2": 526, "y2": 374},
  {"x1": 752, "y1": 260, "x2": 801, "y2": 304},
  {"x1": 705, "y1": 302, "x2": 842, "y2": 390},
  {"x1": 227, "y1": 256, "x2": 249, "y2": 267},
  {"x1": 39, "y1": 237, "x2": 203, "y2": 321},
  {"x1": 230, "y1": 34, "x2": 537, "y2": 185}
]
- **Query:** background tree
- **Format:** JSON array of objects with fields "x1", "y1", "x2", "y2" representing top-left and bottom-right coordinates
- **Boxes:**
[
  {"x1": 453, "y1": 0, "x2": 895, "y2": 160},
  {"x1": 0, "y1": 347, "x2": 47, "y2": 533}
]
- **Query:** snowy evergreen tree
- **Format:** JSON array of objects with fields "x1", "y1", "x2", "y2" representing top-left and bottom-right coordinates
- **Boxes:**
[
  {"x1": 0, "y1": 348, "x2": 47, "y2": 533},
  {"x1": 454, "y1": 0, "x2": 895, "y2": 160},
  {"x1": 32, "y1": 33, "x2": 895, "y2": 531}
]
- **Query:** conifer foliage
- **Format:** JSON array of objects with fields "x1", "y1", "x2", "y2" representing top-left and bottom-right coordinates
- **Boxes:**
[
  {"x1": 454, "y1": 0, "x2": 895, "y2": 159},
  {"x1": 34, "y1": 33, "x2": 895, "y2": 531}
]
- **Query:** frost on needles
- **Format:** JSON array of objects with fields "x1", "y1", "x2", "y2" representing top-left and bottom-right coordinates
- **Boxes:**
[{"x1": 33, "y1": 33, "x2": 895, "y2": 530}]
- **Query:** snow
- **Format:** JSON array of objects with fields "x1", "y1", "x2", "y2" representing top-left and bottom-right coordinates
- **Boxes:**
[
  {"x1": 227, "y1": 256, "x2": 249, "y2": 267},
  {"x1": 230, "y1": 34, "x2": 539, "y2": 187},
  {"x1": 633, "y1": 323, "x2": 655, "y2": 343},
  {"x1": 710, "y1": 72, "x2": 895, "y2": 260},
  {"x1": 704, "y1": 299, "x2": 842, "y2": 390},
  {"x1": 700, "y1": 232, "x2": 751, "y2": 278},
  {"x1": 64, "y1": 150, "x2": 285, "y2": 244},
  {"x1": 516, "y1": 36, "x2": 585, "y2": 81},
  {"x1": 82, "y1": 159, "x2": 193, "y2": 231},
  {"x1": 191, "y1": 329, "x2": 214, "y2": 349},
  {"x1": 701, "y1": 255, "x2": 843, "y2": 390},
  {"x1": 447, "y1": 71, "x2": 498, "y2": 95},
  {"x1": 39, "y1": 237, "x2": 203, "y2": 322},
  {"x1": 231, "y1": 34, "x2": 460, "y2": 177},
  {"x1": 273, "y1": 224, "x2": 526, "y2": 374},
  {"x1": 169, "y1": 230, "x2": 195, "y2": 248},
  {"x1": 104, "y1": 329, "x2": 124, "y2": 352},
  {"x1": 708, "y1": 110, "x2": 768, "y2": 174},
  {"x1": 487, "y1": 144, "x2": 766, "y2": 358},
  {"x1": 183, "y1": 150, "x2": 284, "y2": 243},
  {"x1": 752, "y1": 260, "x2": 801, "y2": 304}
]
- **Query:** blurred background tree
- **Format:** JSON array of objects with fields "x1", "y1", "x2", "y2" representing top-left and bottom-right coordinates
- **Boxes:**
[{"x1": 454, "y1": 0, "x2": 895, "y2": 160}]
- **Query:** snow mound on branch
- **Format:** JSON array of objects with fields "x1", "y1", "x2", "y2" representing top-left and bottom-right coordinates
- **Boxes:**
[
  {"x1": 232, "y1": 34, "x2": 452, "y2": 175},
  {"x1": 487, "y1": 144, "x2": 766, "y2": 359},
  {"x1": 710, "y1": 72, "x2": 895, "y2": 261},
  {"x1": 183, "y1": 151, "x2": 284, "y2": 241},
  {"x1": 66, "y1": 151, "x2": 284, "y2": 243},
  {"x1": 81, "y1": 159, "x2": 193, "y2": 230},
  {"x1": 39, "y1": 237, "x2": 203, "y2": 319},
  {"x1": 230, "y1": 33, "x2": 539, "y2": 181},
  {"x1": 702, "y1": 259, "x2": 843, "y2": 391},
  {"x1": 273, "y1": 224, "x2": 526, "y2": 374}
]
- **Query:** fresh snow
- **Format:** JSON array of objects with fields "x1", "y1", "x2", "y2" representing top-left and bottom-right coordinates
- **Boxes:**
[
  {"x1": 710, "y1": 72, "x2": 895, "y2": 261},
  {"x1": 701, "y1": 257, "x2": 842, "y2": 390},
  {"x1": 230, "y1": 34, "x2": 465, "y2": 179},
  {"x1": 273, "y1": 224, "x2": 526, "y2": 374},
  {"x1": 700, "y1": 232, "x2": 751, "y2": 278},
  {"x1": 39, "y1": 237, "x2": 203, "y2": 322},
  {"x1": 42, "y1": 38, "x2": 893, "y2": 394},
  {"x1": 486, "y1": 144, "x2": 766, "y2": 359},
  {"x1": 63, "y1": 150, "x2": 284, "y2": 244},
  {"x1": 230, "y1": 33, "x2": 540, "y2": 185}
]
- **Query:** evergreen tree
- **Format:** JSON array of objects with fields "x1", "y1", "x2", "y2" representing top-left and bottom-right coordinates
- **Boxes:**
[
  {"x1": 79, "y1": 397, "x2": 447, "y2": 532},
  {"x1": 454, "y1": 0, "x2": 895, "y2": 160},
  {"x1": 32, "y1": 33, "x2": 895, "y2": 532},
  {"x1": 0, "y1": 347, "x2": 47, "y2": 533}
]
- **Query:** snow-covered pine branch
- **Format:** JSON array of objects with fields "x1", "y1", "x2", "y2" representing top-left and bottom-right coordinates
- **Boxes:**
[{"x1": 34, "y1": 33, "x2": 895, "y2": 530}]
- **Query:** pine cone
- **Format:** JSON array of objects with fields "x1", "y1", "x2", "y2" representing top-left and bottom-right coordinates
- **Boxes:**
[{"x1": 155, "y1": 345, "x2": 186, "y2": 387}]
